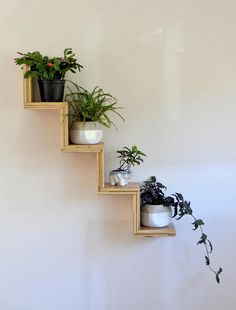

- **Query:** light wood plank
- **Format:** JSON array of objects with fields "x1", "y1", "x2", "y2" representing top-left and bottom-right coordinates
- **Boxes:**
[
  {"x1": 135, "y1": 223, "x2": 176, "y2": 237},
  {"x1": 63, "y1": 143, "x2": 104, "y2": 153},
  {"x1": 132, "y1": 193, "x2": 138, "y2": 234},
  {"x1": 134, "y1": 191, "x2": 141, "y2": 232},
  {"x1": 25, "y1": 102, "x2": 67, "y2": 109},
  {"x1": 23, "y1": 65, "x2": 32, "y2": 107},
  {"x1": 99, "y1": 182, "x2": 140, "y2": 194},
  {"x1": 60, "y1": 104, "x2": 69, "y2": 150},
  {"x1": 97, "y1": 150, "x2": 105, "y2": 190}
]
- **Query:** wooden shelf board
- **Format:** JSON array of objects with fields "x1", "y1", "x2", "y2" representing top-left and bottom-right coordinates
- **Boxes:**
[
  {"x1": 24, "y1": 102, "x2": 67, "y2": 110},
  {"x1": 135, "y1": 223, "x2": 176, "y2": 237},
  {"x1": 63, "y1": 143, "x2": 104, "y2": 153},
  {"x1": 98, "y1": 182, "x2": 140, "y2": 194}
]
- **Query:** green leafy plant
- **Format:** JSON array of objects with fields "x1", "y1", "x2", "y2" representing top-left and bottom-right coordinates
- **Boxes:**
[
  {"x1": 65, "y1": 81, "x2": 124, "y2": 129},
  {"x1": 116, "y1": 145, "x2": 146, "y2": 171},
  {"x1": 140, "y1": 176, "x2": 222, "y2": 284},
  {"x1": 14, "y1": 48, "x2": 83, "y2": 80}
]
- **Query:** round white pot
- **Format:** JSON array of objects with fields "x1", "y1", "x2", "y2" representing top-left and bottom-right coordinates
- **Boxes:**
[
  {"x1": 109, "y1": 169, "x2": 132, "y2": 186},
  {"x1": 70, "y1": 122, "x2": 103, "y2": 144},
  {"x1": 141, "y1": 204, "x2": 172, "y2": 228}
]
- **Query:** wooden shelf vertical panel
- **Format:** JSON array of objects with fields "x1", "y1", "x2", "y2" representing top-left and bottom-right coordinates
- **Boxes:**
[
  {"x1": 132, "y1": 193, "x2": 139, "y2": 235},
  {"x1": 60, "y1": 104, "x2": 69, "y2": 150},
  {"x1": 97, "y1": 149, "x2": 105, "y2": 190},
  {"x1": 23, "y1": 65, "x2": 32, "y2": 108}
]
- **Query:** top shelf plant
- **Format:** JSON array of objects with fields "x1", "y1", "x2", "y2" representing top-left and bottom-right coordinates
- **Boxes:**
[{"x1": 14, "y1": 48, "x2": 83, "y2": 102}]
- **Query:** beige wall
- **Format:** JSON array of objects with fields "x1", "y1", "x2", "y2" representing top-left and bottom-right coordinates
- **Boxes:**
[{"x1": 0, "y1": 0, "x2": 235, "y2": 309}]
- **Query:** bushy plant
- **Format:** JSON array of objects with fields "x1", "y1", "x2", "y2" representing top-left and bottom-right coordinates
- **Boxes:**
[
  {"x1": 14, "y1": 48, "x2": 83, "y2": 80},
  {"x1": 140, "y1": 176, "x2": 222, "y2": 283},
  {"x1": 65, "y1": 81, "x2": 124, "y2": 129},
  {"x1": 116, "y1": 145, "x2": 146, "y2": 171}
]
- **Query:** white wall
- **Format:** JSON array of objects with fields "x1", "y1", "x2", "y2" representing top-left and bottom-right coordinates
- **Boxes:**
[{"x1": 0, "y1": 0, "x2": 235, "y2": 309}]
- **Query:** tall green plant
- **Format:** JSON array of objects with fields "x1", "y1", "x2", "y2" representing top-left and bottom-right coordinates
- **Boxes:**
[
  {"x1": 65, "y1": 81, "x2": 125, "y2": 129},
  {"x1": 173, "y1": 192, "x2": 222, "y2": 283}
]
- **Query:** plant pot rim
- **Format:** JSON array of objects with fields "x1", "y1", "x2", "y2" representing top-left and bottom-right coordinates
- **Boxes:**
[
  {"x1": 70, "y1": 121, "x2": 102, "y2": 130},
  {"x1": 143, "y1": 203, "x2": 165, "y2": 206},
  {"x1": 111, "y1": 168, "x2": 132, "y2": 173},
  {"x1": 38, "y1": 78, "x2": 65, "y2": 82},
  {"x1": 71, "y1": 121, "x2": 99, "y2": 123},
  {"x1": 142, "y1": 204, "x2": 172, "y2": 214}
]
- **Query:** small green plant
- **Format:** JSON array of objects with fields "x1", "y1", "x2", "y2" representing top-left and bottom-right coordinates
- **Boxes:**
[
  {"x1": 14, "y1": 48, "x2": 83, "y2": 80},
  {"x1": 65, "y1": 81, "x2": 125, "y2": 129},
  {"x1": 140, "y1": 176, "x2": 222, "y2": 284},
  {"x1": 116, "y1": 145, "x2": 146, "y2": 171}
]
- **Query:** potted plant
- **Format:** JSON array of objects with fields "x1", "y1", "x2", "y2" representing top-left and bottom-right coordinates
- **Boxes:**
[
  {"x1": 65, "y1": 81, "x2": 125, "y2": 144},
  {"x1": 14, "y1": 48, "x2": 83, "y2": 102},
  {"x1": 110, "y1": 145, "x2": 146, "y2": 186},
  {"x1": 140, "y1": 178, "x2": 173, "y2": 228},
  {"x1": 140, "y1": 176, "x2": 223, "y2": 283}
]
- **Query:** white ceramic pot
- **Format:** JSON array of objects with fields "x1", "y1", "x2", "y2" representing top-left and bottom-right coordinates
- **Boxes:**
[
  {"x1": 141, "y1": 204, "x2": 172, "y2": 228},
  {"x1": 109, "y1": 169, "x2": 132, "y2": 186},
  {"x1": 70, "y1": 122, "x2": 103, "y2": 144}
]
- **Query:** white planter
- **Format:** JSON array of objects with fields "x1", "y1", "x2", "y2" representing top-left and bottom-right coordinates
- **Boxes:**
[
  {"x1": 70, "y1": 122, "x2": 103, "y2": 144},
  {"x1": 109, "y1": 169, "x2": 132, "y2": 186},
  {"x1": 141, "y1": 204, "x2": 172, "y2": 228}
]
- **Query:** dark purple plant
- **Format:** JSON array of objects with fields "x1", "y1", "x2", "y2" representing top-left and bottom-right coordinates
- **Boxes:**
[{"x1": 140, "y1": 176, "x2": 222, "y2": 284}]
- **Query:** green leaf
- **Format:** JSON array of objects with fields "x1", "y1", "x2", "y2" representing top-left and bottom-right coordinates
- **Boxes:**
[
  {"x1": 216, "y1": 267, "x2": 223, "y2": 284},
  {"x1": 24, "y1": 71, "x2": 39, "y2": 78},
  {"x1": 54, "y1": 64, "x2": 60, "y2": 71},
  {"x1": 207, "y1": 239, "x2": 213, "y2": 253},
  {"x1": 176, "y1": 193, "x2": 183, "y2": 201},
  {"x1": 205, "y1": 256, "x2": 210, "y2": 266},
  {"x1": 172, "y1": 205, "x2": 178, "y2": 218},
  {"x1": 197, "y1": 233, "x2": 207, "y2": 245},
  {"x1": 192, "y1": 219, "x2": 205, "y2": 230}
]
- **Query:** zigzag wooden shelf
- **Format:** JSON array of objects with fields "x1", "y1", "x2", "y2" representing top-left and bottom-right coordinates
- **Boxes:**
[{"x1": 22, "y1": 65, "x2": 175, "y2": 237}]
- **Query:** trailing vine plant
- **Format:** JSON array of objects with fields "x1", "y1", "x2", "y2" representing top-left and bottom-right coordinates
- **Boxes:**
[
  {"x1": 173, "y1": 192, "x2": 222, "y2": 283},
  {"x1": 140, "y1": 177, "x2": 222, "y2": 283}
]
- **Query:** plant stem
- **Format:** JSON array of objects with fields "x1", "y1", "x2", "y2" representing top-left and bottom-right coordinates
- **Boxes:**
[{"x1": 189, "y1": 214, "x2": 218, "y2": 275}]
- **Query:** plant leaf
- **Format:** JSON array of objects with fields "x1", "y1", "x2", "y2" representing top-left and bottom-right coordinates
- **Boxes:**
[
  {"x1": 175, "y1": 193, "x2": 183, "y2": 201},
  {"x1": 172, "y1": 205, "x2": 178, "y2": 218},
  {"x1": 205, "y1": 256, "x2": 210, "y2": 266},
  {"x1": 216, "y1": 267, "x2": 223, "y2": 284},
  {"x1": 207, "y1": 239, "x2": 213, "y2": 253},
  {"x1": 197, "y1": 233, "x2": 207, "y2": 245},
  {"x1": 192, "y1": 219, "x2": 205, "y2": 230}
]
